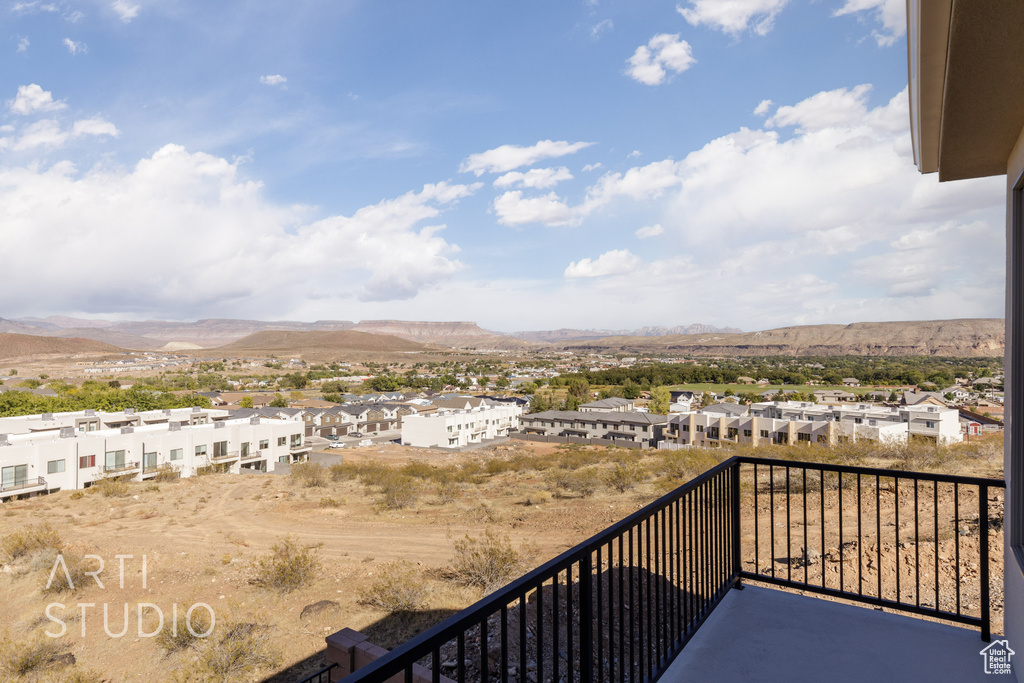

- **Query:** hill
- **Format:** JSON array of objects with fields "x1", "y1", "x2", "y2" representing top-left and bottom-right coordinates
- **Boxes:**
[
  {"x1": 557, "y1": 319, "x2": 1005, "y2": 357},
  {"x1": 207, "y1": 330, "x2": 430, "y2": 361},
  {"x1": 514, "y1": 323, "x2": 742, "y2": 342},
  {"x1": 0, "y1": 333, "x2": 125, "y2": 359}
]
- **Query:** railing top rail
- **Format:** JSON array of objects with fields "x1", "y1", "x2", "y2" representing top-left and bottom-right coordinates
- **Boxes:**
[
  {"x1": 338, "y1": 456, "x2": 740, "y2": 682},
  {"x1": 735, "y1": 455, "x2": 1005, "y2": 488}
]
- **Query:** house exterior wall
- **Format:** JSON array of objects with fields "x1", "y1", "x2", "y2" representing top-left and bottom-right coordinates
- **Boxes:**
[
  {"x1": 401, "y1": 404, "x2": 522, "y2": 448},
  {"x1": 0, "y1": 410, "x2": 307, "y2": 498},
  {"x1": 519, "y1": 411, "x2": 668, "y2": 446}
]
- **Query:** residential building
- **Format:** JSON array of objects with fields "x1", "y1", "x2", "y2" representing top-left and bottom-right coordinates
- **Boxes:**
[
  {"x1": 401, "y1": 402, "x2": 522, "y2": 448},
  {"x1": 0, "y1": 408, "x2": 310, "y2": 498},
  {"x1": 520, "y1": 410, "x2": 669, "y2": 447},
  {"x1": 579, "y1": 397, "x2": 636, "y2": 412},
  {"x1": 813, "y1": 389, "x2": 858, "y2": 403}
]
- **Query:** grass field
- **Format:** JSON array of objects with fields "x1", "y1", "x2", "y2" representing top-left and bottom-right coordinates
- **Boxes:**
[{"x1": 666, "y1": 383, "x2": 905, "y2": 397}]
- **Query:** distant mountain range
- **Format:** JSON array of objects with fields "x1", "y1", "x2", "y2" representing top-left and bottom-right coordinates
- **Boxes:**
[
  {"x1": 512, "y1": 324, "x2": 742, "y2": 343},
  {"x1": 0, "y1": 316, "x2": 1005, "y2": 358}
]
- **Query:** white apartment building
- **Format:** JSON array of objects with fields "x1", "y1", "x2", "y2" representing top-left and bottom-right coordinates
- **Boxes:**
[
  {"x1": 0, "y1": 408, "x2": 310, "y2": 499},
  {"x1": 663, "y1": 401, "x2": 962, "y2": 449},
  {"x1": 401, "y1": 403, "x2": 522, "y2": 449}
]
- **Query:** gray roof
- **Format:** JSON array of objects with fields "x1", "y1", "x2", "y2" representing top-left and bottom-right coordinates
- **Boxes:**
[
  {"x1": 523, "y1": 410, "x2": 670, "y2": 425},
  {"x1": 580, "y1": 397, "x2": 633, "y2": 410},
  {"x1": 699, "y1": 403, "x2": 749, "y2": 417}
]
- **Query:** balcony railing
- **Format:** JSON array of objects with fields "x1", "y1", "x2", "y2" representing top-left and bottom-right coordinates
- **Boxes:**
[
  {"x1": 240, "y1": 449, "x2": 263, "y2": 461},
  {"x1": 209, "y1": 450, "x2": 239, "y2": 462},
  {"x1": 103, "y1": 461, "x2": 140, "y2": 474},
  {"x1": 0, "y1": 476, "x2": 47, "y2": 494},
  {"x1": 334, "y1": 456, "x2": 1004, "y2": 683}
]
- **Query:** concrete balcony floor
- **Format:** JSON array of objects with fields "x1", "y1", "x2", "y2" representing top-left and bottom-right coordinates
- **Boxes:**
[{"x1": 662, "y1": 585, "x2": 1006, "y2": 683}]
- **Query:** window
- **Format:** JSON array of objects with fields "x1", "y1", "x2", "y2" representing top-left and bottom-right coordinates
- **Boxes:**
[
  {"x1": 854, "y1": 418, "x2": 863, "y2": 425},
  {"x1": 47, "y1": 459, "x2": 66, "y2": 474},
  {"x1": 797, "y1": 433, "x2": 811, "y2": 442},
  {"x1": 170, "y1": 448, "x2": 183, "y2": 461},
  {"x1": 144, "y1": 451, "x2": 157, "y2": 468},
  {"x1": 759, "y1": 430, "x2": 769, "y2": 438},
  {"x1": 727, "y1": 428, "x2": 738, "y2": 439},
  {"x1": 290, "y1": 434, "x2": 302, "y2": 447},
  {"x1": 926, "y1": 421, "x2": 936, "y2": 429},
  {"x1": 259, "y1": 439, "x2": 269, "y2": 450},
  {"x1": 696, "y1": 425, "x2": 704, "y2": 432},
  {"x1": 79, "y1": 454, "x2": 95, "y2": 469},
  {"x1": 278, "y1": 455, "x2": 288, "y2": 463},
  {"x1": 105, "y1": 450, "x2": 126, "y2": 470},
  {"x1": 743, "y1": 429, "x2": 752, "y2": 438},
  {"x1": 213, "y1": 441, "x2": 229, "y2": 457},
  {"x1": 682, "y1": 424, "x2": 690, "y2": 432},
  {"x1": 241, "y1": 442, "x2": 250, "y2": 457},
  {"x1": 2, "y1": 464, "x2": 28, "y2": 488},
  {"x1": 195, "y1": 444, "x2": 207, "y2": 457},
  {"x1": 707, "y1": 427, "x2": 719, "y2": 439},
  {"x1": 277, "y1": 437, "x2": 287, "y2": 447}
]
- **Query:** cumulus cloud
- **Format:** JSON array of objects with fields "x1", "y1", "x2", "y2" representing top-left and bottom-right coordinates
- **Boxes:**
[
  {"x1": 493, "y1": 191, "x2": 575, "y2": 227},
  {"x1": 565, "y1": 250, "x2": 641, "y2": 278},
  {"x1": 766, "y1": 84, "x2": 872, "y2": 131},
  {"x1": 17, "y1": 36, "x2": 30, "y2": 53},
  {"x1": 0, "y1": 144, "x2": 477, "y2": 315},
  {"x1": 72, "y1": 117, "x2": 119, "y2": 138},
  {"x1": 1, "y1": 116, "x2": 119, "y2": 151},
  {"x1": 834, "y1": 0, "x2": 905, "y2": 47},
  {"x1": 636, "y1": 224, "x2": 664, "y2": 239},
  {"x1": 460, "y1": 140, "x2": 594, "y2": 175},
  {"x1": 493, "y1": 167, "x2": 572, "y2": 189},
  {"x1": 582, "y1": 163, "x2": 602, "y2": 172},
  {"x1": 626, "y1": 34, "x2": 695, "y2": 86},
  {"x1": 63, "y1": 38, "x2": 87, "y2": 55},
  {"x1": 8, "y1": 84, "x2": 66, "y2": 115},
  {"x1": 753, "y1": 99, "x2": 773, "y2": 116},
  {"x1": 260, "y1": 74, "x2": 287, "y2": 86},
  {"x1": 111, "y1": 0, "x2": 139, "y2": 22},
  {"x1": 678, "y1": 0, "x2": 790, "y2": 36}
]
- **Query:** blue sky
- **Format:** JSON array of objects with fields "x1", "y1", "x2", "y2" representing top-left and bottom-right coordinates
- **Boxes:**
[{"x1": 0, "y1": 0, "x2": 1006, "y2": 332}]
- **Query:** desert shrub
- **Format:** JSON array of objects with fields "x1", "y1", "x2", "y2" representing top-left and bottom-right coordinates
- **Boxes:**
[
  {"x1": 362, "y1": 561, "x2": 429, "y2": 611},
  {"x1": 371, "y1": 471, "x2": 419, "y2": 511},
  {"x1": 155, "y1": 605, "x2": 214, "y2": 653},
  {"x1": 0, "y1": 630, "x2": 66, "y2": 677},
  {"x1": 90, "y1": 475, "x2": 131, "y2": 498},
  {"x1": 400, "y1": 460, "x2": 436, "y2": 480},
  {"x1": 290, "y1": 462, "x2": 329, "y2": 488},
  {"x1": 449, "y1": 529, "x2": 534, "y2": 592},
  {"x1": 186, "y1": 621, "x2": 280, "y2": 682},
  {"x1": 605, "y1": 462, "x2": 646, "y2": 493},
  {"x1": 522, "y1": 490, "x2": 552, "y2": 506},
  {"x1": 250, "y1": 537, "x2": 320, "y2": 593},
  {"x1": 484, "y1": 458, "x2": 515, "y2": 476},
  {"x1": 329, "y1": 462, "x2": 360, "y2": 481},
  {"x1": 657, "y1": 449, "x2": 724, "y2": 483},
  {"x1": 41, "y1": 552, "x2": 96, "y2": 593},
  {"x1": 69, "y1": 491, "x2": 85, "y2": 501},
  {"x1": 2, "y1": 523, "x2": 62, "y2": 561},
  {"x1": 152, "y1": 463, "x2": 181, "y2": 482},
  {"x1": 435, "y1": 478, "x2": 461, "y2": 505},
  {"x1": 319, "y1": 497, "x2": 342, "y2": 508},
  {"x1": 546, "y1": 467, "x2": 601, "y2": 498}
]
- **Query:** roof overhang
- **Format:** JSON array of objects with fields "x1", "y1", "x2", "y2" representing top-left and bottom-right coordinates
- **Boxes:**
[{"x1": 908, "y1": 0, "x2": 1024, "y2": 181}]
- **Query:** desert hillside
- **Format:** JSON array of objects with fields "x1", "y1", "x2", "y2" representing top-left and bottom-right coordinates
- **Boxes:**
[
  {"x1": 0, "y1": 333, "x2": 125, "y2": 360},
  {"x1": 207, "y1": 330, "x2": 430, "y2": 361},
  {"x1": 558, "y1": 319, "x2": 1005, "y2": 357}
]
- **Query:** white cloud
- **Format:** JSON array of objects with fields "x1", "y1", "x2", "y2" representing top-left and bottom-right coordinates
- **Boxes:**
[
  {"x1": 460, "y1": 140, "x2": 594, "y2": 175},
  {"x1": 581, "y1": 159, "x2": 685, "y2": 214},
  {"x1": 260, "y1": 74, "x2": 287, "y2": 86},
  {"x1": 12, "y1": 2, "x2": 59, "y2": 15},
  {"x1": 493, "y1": 191, "x2": 575, "y2": 227},
  {"x1": 591, "y1": 18, "x2": 613, "y2": 38},
  {"x1": 63, "y1": 38, "x2": 87, "y2": 55},
  {"x1": 0, "y1": 144, "x2": 478, "y2": 315},
  {"x1": 493, "y1": 166, "x2": 572, "y2": 189},
  {"x1": 753, "y1": 99, "x2": 773, "y2": 116},
  {"x1": 16, "y1": 36, "x2": 30, "y2": 53},
  {"x1": 111, "y1": 0, "x2": 139, "y2": 22},
  {"x1": 834, "y1": 0, "x2": 905, "y2": 47},
  {"x1": 678, "y1": 0, "x2": 790, "y2": 36},
  {"x1": 626, "y1": 34, "x2": 695, "y2": 86},
  {"x1": 72, "y1": 117, "x2": 119, "y2": 138},
  {"x1": 636, "y1": 224, "x2": 664, "y2": 239},
  {"x1": 582, "y1": 163, "x2": 602, "y2": 172},
  {"x1": 11, "y1": 119, "x2": 67, "y2": 150},
  {"x1": 8, "y1": 84, "x2": 66, "y2": 115},
  {"x1": 766, "y1": 84, "x2": 872, "y2": 131},
  {"x1": 565, "y1": 249, "x2": 641, "y2": 278}
]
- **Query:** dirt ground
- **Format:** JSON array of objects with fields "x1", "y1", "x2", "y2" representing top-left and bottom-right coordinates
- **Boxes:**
[{"x1": 0, "y1": 436, "x2": 1006, "y2": 682}]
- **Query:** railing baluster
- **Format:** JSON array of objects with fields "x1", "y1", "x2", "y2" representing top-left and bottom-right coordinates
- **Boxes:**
[
  {"x1": 567, "y1": 563, "x2": 573, "y2": 683},
  {"x1": 895, "y1": 477, "x2": 901, "y2": 604},
  {"x1": 914, "y1": 479, "x2": 920, "y2": 608},
  {"x1": 839, "y1": 471, "x2": 844, "y2": 593},
  {"x1": 786, "y1": 466, "x2": 792, "y2": 584},
  {"x1": 596, "y1": 544, "x2": 603, "y2": 682},
  {"x1": 518, "y1": 595, "x2": 526, "y2": 683},
  {"x1": 500, "y1": 604, "x2": 508, "y2": 683},
  {"x1": 954, "y1": 483, "x2": 961, "y2": 616},
  {"x1": 537, "y1": 577, "x2": 544, "y2": 683},
  {"x1": 820, "y1": 468, "x2": 825, "y2": 591},
  {"x1": 934, "y1": 481, "x2": 940, "y2": 612},
  {"x1": 480, "y1": 617, "x2": 488, "y2": 683},
  {"x1": 769, "y1": 464, "x2": 775, "y2": 580},
  {"x1": 753, "y1": 463, "x2": 759, "y2": 580},
  {"x1": 980, "y1": 484, "x2": 991, "y2": 642},
  {"x1": 618, "y1": 533, "x2": 624, "y2": 683},
  {"x1": 876, "y1": 474, "x2": 882, "y2": 602},
  {"x1": 553, "y1": 571, "x2": 560, "y2": 683},
  {"x1": 580, "y1": 553, "x2": 593, "y2": 683},
  {"x1": 857, "y1": 472, "x2": 862, "y2": 597},
  {"x1": 803, "y1": 468, "x2": 808, "y2": 586}
]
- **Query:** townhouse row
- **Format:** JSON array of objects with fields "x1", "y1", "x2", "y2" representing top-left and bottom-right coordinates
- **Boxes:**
[{"x1": 0, "y1": 407, "x2": 310, "y2": 499}]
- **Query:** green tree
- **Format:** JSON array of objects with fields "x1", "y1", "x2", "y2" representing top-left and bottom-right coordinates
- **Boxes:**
[
  {"x1": 270, "y1": 393, "x2": 288, "y2": 408},
  {"x1": 648, "y1": 386, "x2": 671, "y2": 415},
  {"x1": 566, "y1": 378, "x2": 591, "y2": 400},
  {"x1": 239, "y1": 395, "x2": 254, "y2": 408},
  {"x1": 622, "y1": 381, "x2": 641, "y2": 399}
]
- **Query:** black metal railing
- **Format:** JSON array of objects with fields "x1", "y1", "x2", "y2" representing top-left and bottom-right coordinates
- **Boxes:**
[
  {"x1": 0, "y1": 476, "x2": 47, "y2": 494},
  {"x1": 737, "y1": 456, "x2": 1004, "y2": 640},
  {"x1": 338, "y1": 459, "x2": 740, "y2": 683},
  {"x1": 296, "y1": 662, "x2": 337, "y2": 683},
  {"x1": 333, "y1": 455, "x2": 1004, "y2": 683}
]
